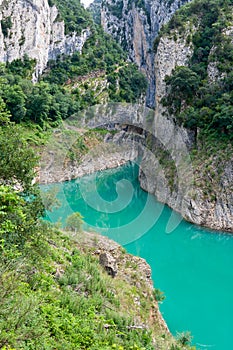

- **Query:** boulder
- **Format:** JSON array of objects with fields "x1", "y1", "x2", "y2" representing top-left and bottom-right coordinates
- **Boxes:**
[{"x1": 99, "y1": 252, "x2": 117, "y2": 277}]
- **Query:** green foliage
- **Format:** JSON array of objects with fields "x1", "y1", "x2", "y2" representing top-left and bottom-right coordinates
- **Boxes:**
[
  {"x1": 51, "y1": 0, "x2": 93, "y2": 34},
  {"x1": 3, "y1": 84, "x2": 26, "y2": 122},
  {"x1": 108, "y1": 64, "x2": 148, "y2": 103},
  {"x1": 0, "y1": 65, "x2": 76, "y2": 126},
  {"x1": 0, "y1": 95, "x2": 11, "y2": 126},
  {"x1": 153, "y1": 288, "x2": 165, "y2": 302},
  {"x1": 1, "y1": 16, "x2": 12, "y2": 37},
  {"x1": 161, "y1": 0, "x2": 233, "y2": 142},
  {"x1": 6, "y1": 55, "x2": 36, "y2": 79},
  {"x1": 0, "y1": 126, "x2": 38, "y2": 190},
  {"x1": 65, "y1": 212, "x2": 84, "y2": 233},
  {"x1": 163, "y1": 67, "x2": 200, "y2": 115},
  {"x1": 0, "y1": 126, "x2": 45, "y2": 251}
]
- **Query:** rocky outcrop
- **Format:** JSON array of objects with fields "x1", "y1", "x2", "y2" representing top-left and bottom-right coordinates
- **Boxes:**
[
  {"x1": 101, "y1": 0, "x2": 191, "y2": 106},
  {"x1": 79, "y1": 230, "x2": 170, "y2": 337},
  {"x1": 99, "y1": 251, "x2": 118, "y2": 277},
  {"x1": 153, "y1": 28, "x2": 194, "y2": 113},
  {"x1": 0, "y1": 0, "x2": 90, "y2": 80},
  {"x1": 39, "y1": 143, "x2": 138, "y2": 184},
  {"x1": 139, "y1": 147, "x2": 233, "y2": 232}
]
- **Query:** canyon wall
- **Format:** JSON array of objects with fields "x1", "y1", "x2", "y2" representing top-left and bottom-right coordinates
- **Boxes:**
[
  {"x1": 0, "y1": 0, "x2": 90, "y2": 80},
  {"x1": 139, "y1": 25, "x2": 233, "y2": 232},
  {"x1": 101, "y1": 0, "x2": 191, "y2": 106}
]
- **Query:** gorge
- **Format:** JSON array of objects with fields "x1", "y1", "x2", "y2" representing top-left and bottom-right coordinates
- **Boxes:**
[
  {"x1": 0, "y1": 0, "x2": 232, "y2": 231},
  {"x1": 0, "y1": 0, "x2": 232, "y2": 349}
]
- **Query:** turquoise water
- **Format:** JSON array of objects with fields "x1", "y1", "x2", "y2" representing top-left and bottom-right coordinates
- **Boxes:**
[{"x1": 42, "y1": 162, "x2": 233, "y2": 350}]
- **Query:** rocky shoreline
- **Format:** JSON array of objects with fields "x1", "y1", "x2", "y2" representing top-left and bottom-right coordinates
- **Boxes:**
[
  {"x1": 38, "y1": 131, "x2": 233, "y2": 233},
  {"x1": 38, "y1": 142, "x2": 138, "y2": 184},
  {"x1": 139, "y1": 154, "x2": 233, "y2": 233}
]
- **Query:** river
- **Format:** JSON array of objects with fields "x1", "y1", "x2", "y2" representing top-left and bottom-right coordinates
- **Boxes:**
[{"x1": 42, "y1": 161, "x2": 233, "y2": 350}]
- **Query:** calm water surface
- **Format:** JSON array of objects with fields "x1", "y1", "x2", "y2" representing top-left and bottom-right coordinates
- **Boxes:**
[{"x1": 42, "y1": 162, "x2": 233, "y2": 350}]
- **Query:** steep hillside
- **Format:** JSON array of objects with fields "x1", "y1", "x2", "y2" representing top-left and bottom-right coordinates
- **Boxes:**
[
  {"x1": 139, "y1": 0, "x2": 233, "y2": 231},
  {"x1": 0, "y1": 0, "x2": 147, "y2": 127},
  {"x1": 96, "y1": 0, "x2": 233, "y2": 231}
]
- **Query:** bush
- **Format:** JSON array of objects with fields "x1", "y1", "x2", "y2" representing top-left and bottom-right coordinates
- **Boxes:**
[{"x1": 65, "y1": 212, "x2": 83, "y2": 233}]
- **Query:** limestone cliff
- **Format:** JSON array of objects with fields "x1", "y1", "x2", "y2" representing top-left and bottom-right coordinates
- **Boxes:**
[
  {"x1": 0, "y1": 0, "x2": 90, "y2": 80},
  {"x1": 101, "y1": 0, "x2": 191, "y2": 106},
  {"x1": 101, "y1": 0, "x2": 233, "y2": 232},
  {"x1": 139, "y1": 24, "x2": 233, "y2": 232}
]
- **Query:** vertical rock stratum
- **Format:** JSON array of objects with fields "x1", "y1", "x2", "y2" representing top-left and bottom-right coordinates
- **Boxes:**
[{"x1": 101, "y1": 0, "x2": 191, "y2": 106}]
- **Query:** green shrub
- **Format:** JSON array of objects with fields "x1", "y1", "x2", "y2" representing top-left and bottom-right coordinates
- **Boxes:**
[{"x1": 1, "y1": 16, "x2": 12, "y2": 37}]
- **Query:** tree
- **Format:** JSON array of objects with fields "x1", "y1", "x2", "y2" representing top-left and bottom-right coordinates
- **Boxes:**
[
  {"x1": 212, "y1": 103, "x2": 233, "y2": 137},
  {"x1": 0, "y1": 125, "x2": 45, "y2": 250},
  {"x1": 6, "y1": 55, "x2": 36, "y2": 79},
  {"x1": 65, "y1": 212, "x2": 83, "y2": 233},
  {"x1": 0, "y1": 126, "x2": 38, "y2": 191},
  {"x1": 26, "y1": 82, "x2": 52, "y2": 124},
  {"x1": 0, "y1": 185, "x2": 27, "y2": 247},
  {"x1": 2, "y1": 84, "x2": 26, "y2": 122},
  {"x1": 165, "y1": 66, "x2": 200, "y2": 112},
  {"x1": 0, "y1": 96, "x2": 11, "y2": 125}
]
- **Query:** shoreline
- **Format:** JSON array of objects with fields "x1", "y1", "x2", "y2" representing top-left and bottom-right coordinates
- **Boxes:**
[
  {"x1": 38, "y1": 143, "x2": 138, "y2": 185},
  {"x1": 39, "y1": 149, "x2": 233, "y2": 233}
]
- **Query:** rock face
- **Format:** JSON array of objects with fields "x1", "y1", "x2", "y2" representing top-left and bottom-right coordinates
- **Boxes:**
[
  {"x1": 39, "y1": 141, "x2": 138, "y2": 184},
  {"x1": 101, "y1": 0, "x2": 191, "y2": 106},
  {"x1": 138, "y1": 27, "x2": 233, "y2": 232},
  {"x1": 0, "y1": 0, "x2": 90, "y2": 80},
  {"x1": 99, "y1": 252, "x2": 118, "y2": 277}
]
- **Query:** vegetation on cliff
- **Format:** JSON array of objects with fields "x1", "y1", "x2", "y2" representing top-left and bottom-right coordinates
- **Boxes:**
[
  {"x1": 158, "y1": 0, "x2": 233, "y2": 142},
  {"x1": 0, "y1": 0, "x2": 147, "y2": 128},
  {"x1": 48, "y1": 0, "x2": 94, "y2": 34},
  {"x1": 151, "y1": 0, "x2": 233, "y2": 211}
]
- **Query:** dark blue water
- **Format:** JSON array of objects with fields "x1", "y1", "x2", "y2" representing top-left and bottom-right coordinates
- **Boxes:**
[{"x1": 42, "y1": 162, "x2": 233, "y2": 350}]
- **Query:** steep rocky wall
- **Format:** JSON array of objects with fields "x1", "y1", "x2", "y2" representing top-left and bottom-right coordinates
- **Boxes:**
[
  {"x1": 139, "y1": 27, "x2": 233, "y2": 232},
  {"x1": 0, "y1": 0, "x2": 90, "y2": 80},
  {"x1": 101, "y1": 0, "x2": 191, "y2": 106}
]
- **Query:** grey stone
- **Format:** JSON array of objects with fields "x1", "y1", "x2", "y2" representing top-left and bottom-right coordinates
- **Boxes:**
[
  {"x1": 0, "y1": 0, "x2": 90, "y2": 80},
  {"x1": 99, "y1": 252, "x2": 117, "y2": 277}
]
